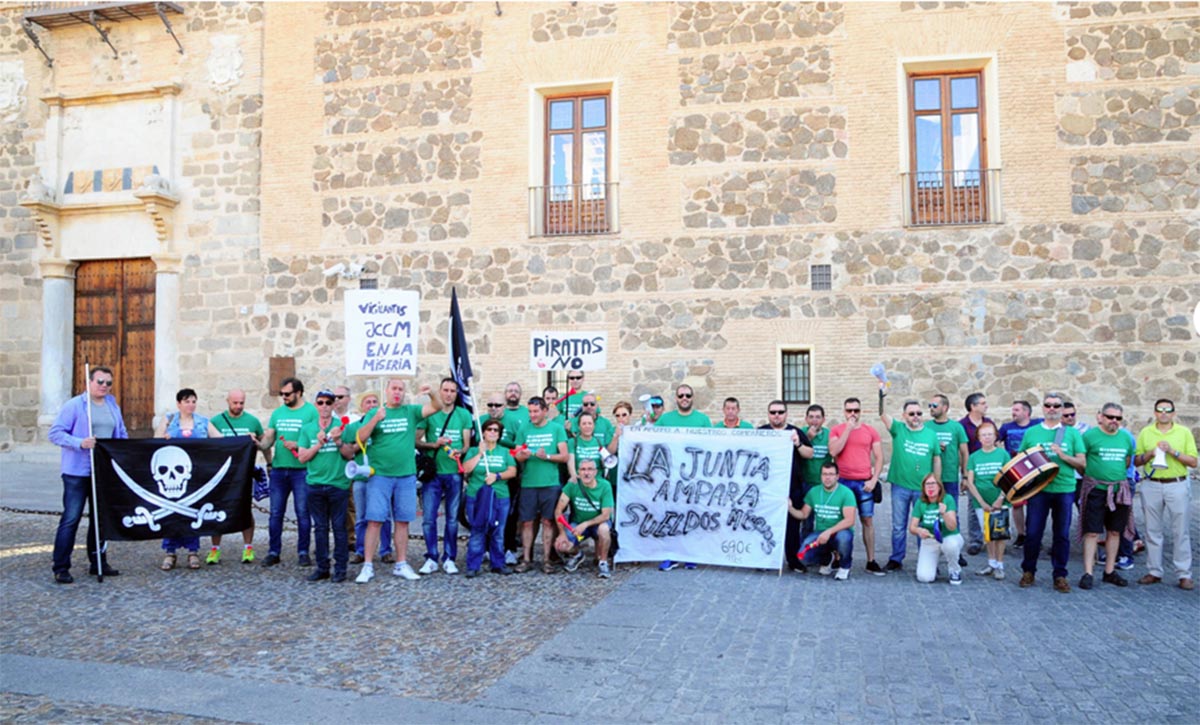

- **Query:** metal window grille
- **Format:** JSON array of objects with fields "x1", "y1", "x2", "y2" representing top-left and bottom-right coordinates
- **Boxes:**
[
  {"x1": 781, "y1": 351, "x2": 811, "y2": 405},
  {"x1": 359, "y1": 278, "x2": 378, "y2": 290},
  {"x1": 810, "y1": 264, "x2": 832, "y2": 291}
]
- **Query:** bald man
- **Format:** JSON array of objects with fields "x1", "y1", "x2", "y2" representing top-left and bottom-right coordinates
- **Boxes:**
[{"x1": 208, "y1": 389, "x2": 269, "y2": 564}]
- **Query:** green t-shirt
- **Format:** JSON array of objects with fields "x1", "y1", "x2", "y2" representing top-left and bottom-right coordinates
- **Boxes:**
[
  {"x1": 302, "y1": 420, "x2": 350, "y2": 489},
  {"x1": 802, "y1": 483, "x2": 856, "y2": 533},
  {"x1": 365, "y1": 404, "x2": 424, "y2": 477},
  {"x1": 464, "y1": 446, "x2": 515, "y2": 499},
  {"x1": 929, "y1": 419, "x2": 968, "y2": 483},
  {"x1": 420, "y1": 407, "x2": 474, "y2": 474},
  {"x1": 561, "y1": 479, "x2": 614, "y2": 525},
  {"x1": 478, "y1": 414, "x2": 518, "y2": 449},
  {"x1": 557, "y1": 390, "x2": 591, "y2": 419},
  {"x1": 712, "y1": 418, "x2": 754, "y2": 429},
  {"x1": 887, "y1": 420, "x2": 940, "y2": 491},
  {"x1": 655, "y1": 411, "x2": 712, "y2": 428},
  {"x1": 1083, "y1": 427, "x2": 1134, "y2": 488},
  {"x1": 967, "y1": 447, "x2": 1010, "y2": 509},
  {"x1": 567, "y1": 414, "x2": 615, "y2": 443},
  {"x1": 1019, "y1": 424, "x2": 1085, "y2": 494},
  {"x1": 500, "y1": 407, "x2": 530, "y2": 447},
  {"x1": 569, "y1": 435, "x2": 606, "y2": 470},
  {"x1": 517, "y1": 420, "x2": 568, "y2": 488},
  {"x1": 341, "y1": 419, "x2": 372, "y2": 478},
  {"x1": 268, "y1": 402, "x2": 319, "y2": 469},
  {"x1": 210, "y1": 411, "x2": 263, "y2": 439},
  {"x1": 802, "y1": 428, "x2": 832, "y2": 486},
  {"x1": 911, "y1": 495, "x2": 959, "y2": 537}
]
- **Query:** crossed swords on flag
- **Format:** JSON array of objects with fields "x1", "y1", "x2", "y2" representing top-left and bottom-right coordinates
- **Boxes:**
[{"x1": 111, "y1": 457, "x2": 232, "y2": 532}]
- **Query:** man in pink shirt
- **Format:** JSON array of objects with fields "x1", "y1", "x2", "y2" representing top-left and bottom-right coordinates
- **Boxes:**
[{"x1": 828, "y1": 397, "x2": 885, "y2": 575}]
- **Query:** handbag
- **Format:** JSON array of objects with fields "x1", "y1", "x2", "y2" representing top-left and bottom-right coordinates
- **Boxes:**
[
  {"x1": 416, "y1": 451, "x2": 437, "y2": 484},
  {"x1": 984, "y1": 508, "x2": 1011, "y2": 542}
]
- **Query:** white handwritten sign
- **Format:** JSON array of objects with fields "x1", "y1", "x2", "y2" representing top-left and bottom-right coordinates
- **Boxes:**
[
  {"x1": 344, "y1": 289, "x2": 420, "y2": 376},
  {"x1": 530, "y1": 330, "x2": 607, "y2": 371},
  {"x1": 614, "y1": 427, "x2": 792, "y2": 570}
]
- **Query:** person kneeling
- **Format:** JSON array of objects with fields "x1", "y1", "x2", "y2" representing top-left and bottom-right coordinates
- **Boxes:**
[
  {"x1": 789, "y1": 461, "x2": 857, "y2": 580},
  {"x1": 910, "y1": 475, "x2": 964, "y2": 585},
  {"x1": 554, "y1": 459, "x2": 614, "y2": 579}
]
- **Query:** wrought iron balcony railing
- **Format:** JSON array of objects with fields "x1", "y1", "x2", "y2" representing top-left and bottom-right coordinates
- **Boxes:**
[
  {"x1": 901, "y1": 168, "x2": 1003, "y2": 227},
  {"x1": 529, "y1": 182, "x2": 619, "y2": 237}
]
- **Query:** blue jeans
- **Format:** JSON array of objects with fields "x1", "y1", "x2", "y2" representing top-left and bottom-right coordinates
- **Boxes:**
[
  {"x1": 52, "y1": 474, "x2": 105, "y2": 574},
  {"x1": 1021, "y1": 490, "x2": 1074, "y2": 578},
  {"x1": 422, "y1": 473, "x2": 462, "y2": 563},
  {"x1": 465, "y1": 494, "x2": 510, "y2": 572},
  {"x1": 352, "y1": 479, "x2": 391, "y2": 557},
  {"x1": 801, "y1": 529, "x2": 853, "y2": 569},
  {"x1": 162, "y1": 536, "x2": 199, "y2": 553},
  {"x1": 889, "y1": 486, "x2": 922, "y2": 565},
  {"x1": 269, "y1": 467, "x2": 310, "y2": 558},
  {"x1": 309, "y1": 485, "x2": 350, "y2": 575}
]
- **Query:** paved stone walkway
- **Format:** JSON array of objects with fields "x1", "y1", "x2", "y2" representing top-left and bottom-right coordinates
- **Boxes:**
[{"x1": 2, "y1": 453, "x2": 1198, "y2": 723}]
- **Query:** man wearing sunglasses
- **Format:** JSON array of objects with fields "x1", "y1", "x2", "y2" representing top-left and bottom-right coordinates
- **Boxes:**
[
  {"x1": 557, "y1": 371, "x2": 590, "y2": 419},
  {"x1": 1134, "y1": 398, "x2": 1197, "y2": 590},
  {"x1": 1077, "y1": 403, "x2": 1135, "y2": 590},
  {"x1": 260, "y1": 377, "x2": 319, "y2": 568},
  {"x1": 1017, "y1": 393, "x2": 1086, "y2": 593},
  {"x1": 881, "y1": 399, "x2": 940, "y2": 572},
  {"x1": 655, "y1": 384, "x2": 711, "y2": 429},
  {"x1": 830, "y1": 397, "x2": 885, "y2": 574},
  {"x1": 48, "y1": 366, "x2": 128, "y2": 583},
  {"x1": 760, "y1": 401, "x2": 815, "y2": 572}
]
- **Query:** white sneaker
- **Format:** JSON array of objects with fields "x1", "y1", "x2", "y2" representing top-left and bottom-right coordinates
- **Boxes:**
[
  {"x1": 394, "y1": 562, "x2": 420, "y2": 580},
  {"x1": 818, "y1": 563, "x2": 834, "y2": 576},
  {"x1": 442, "y1": 560, "x2": 459, "y2": 575},
  {"x1": 418, "y1": 559, "x2": 438, "y2": 575},
  {"x1": 505, "y1": 550, "x2": 518, "y2": 566},
  {"x1": 975, "y1": 564, "x2": 995, "y2": 577},
  {"x1": 598, "y1": 561, "x2": 611, "y2": 579},
  {"x1": 834, "y1": 567, "x2": 849, "y2": 581},
  {"x1": 355, "y1": 564, "x2": 374, "y2": 583}
]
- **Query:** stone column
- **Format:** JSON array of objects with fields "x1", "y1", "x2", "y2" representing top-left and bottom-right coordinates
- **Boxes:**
[
  {"x1": 152, "y1": 254, "x2": 182, "y2": 416},
  {"x1": 38, "y1": 258, "x2": 78, "y2": 426}
]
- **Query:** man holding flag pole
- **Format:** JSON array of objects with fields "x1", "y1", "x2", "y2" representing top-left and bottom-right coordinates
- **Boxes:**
[{"x1": 48, "y1": 364, "x2": 128, "y2": 583}]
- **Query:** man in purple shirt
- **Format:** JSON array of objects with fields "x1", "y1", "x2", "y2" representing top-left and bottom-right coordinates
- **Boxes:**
[
  {"x1": 47, "y1": 366, "x2": 129, "y2": 583},
  {"x1": 958, "y1": 392, "x2": 993, "y2": 555}
]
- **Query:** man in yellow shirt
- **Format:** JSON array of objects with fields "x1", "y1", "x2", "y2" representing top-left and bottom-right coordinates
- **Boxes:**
[{"x1": 1134, "y1": 398, "x2": 1198, "y2": 590}]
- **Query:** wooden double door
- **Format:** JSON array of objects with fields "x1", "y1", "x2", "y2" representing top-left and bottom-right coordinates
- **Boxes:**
[{"x1": 73, "y1": 259, "x2": 156, "y2": 437}]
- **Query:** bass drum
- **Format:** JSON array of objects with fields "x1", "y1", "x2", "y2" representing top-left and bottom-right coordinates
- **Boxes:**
[{"x1": 995, "y1": 446, "x2": 1059, "y2": 505}]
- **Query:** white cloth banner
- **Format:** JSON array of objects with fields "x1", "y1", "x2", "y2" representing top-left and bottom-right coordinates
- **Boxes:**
[
  {"x1": 344, "y1": 290, "x2": 421, "y2": 376},
  {"x1": 614, "y1": 427, "x2": 792, "y2": 570},
  {"x1": 530, "y1": 330, "x2": 607, "y2": 371}
]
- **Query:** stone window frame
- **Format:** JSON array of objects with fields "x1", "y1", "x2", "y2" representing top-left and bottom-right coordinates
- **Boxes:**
[
  {"x1": 779, "y1": 349, "x2": 812, "y2": 406},
  {"x1": 897, "y1": 55, "x2": 1003, "y2": 226},
  {"x1": 527, "y1": 80, "x2": 620, "y2": 236}
]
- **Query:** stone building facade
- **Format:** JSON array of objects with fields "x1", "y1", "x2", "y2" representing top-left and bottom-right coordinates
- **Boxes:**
[{"x1": 1, "y1": 1, "x2": 1197, "y2": 447}]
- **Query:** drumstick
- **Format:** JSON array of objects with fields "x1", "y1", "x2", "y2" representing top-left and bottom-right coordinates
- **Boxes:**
[{"x1": 796, "y1": 539, "x2": 822, "y2": 561}]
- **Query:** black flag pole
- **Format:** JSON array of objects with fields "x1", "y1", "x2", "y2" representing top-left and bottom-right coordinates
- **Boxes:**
[
  {"x1": 449, "y1": 287, "x2": 489, "y2": 476},
  {"x1": 85, "y1": 362, "x2": 104, "y2": 583}
]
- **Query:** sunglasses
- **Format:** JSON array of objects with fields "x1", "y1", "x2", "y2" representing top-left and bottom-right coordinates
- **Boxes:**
[
  {"x1": 583, "y1": 401, "x2": 597, "y2": 405},
  {"x1": 906, "y1": 411, "x2": 923, "y2": 417},
  {"x1": 769, "y1": 410, "x2": 786, "y2": 415},
  {"x1": 1063, "y1": 412, "x2": 1076, "y2": 417},
  {"x1": 1102, "y1": 414, "x2": 1123, "y2": 421},
  {"x1": 1043, "y1": 403, "x2": 1062, "y2": 409},
  {"x1": 335, "y1": 394, "x2": 347, "y2": 400},
  {"x1": 1156, "y1": 407, "x2": 1175, "y2": 413},
  {"x1": 568, "y1": 376, "x2": 583, "y2": 381},
  {"x1": 486, "y1": 403, "x2": 503, "y2": 408},
  {"x1": 94, "y1": 379, "x2": 114, "y2": 387},
  {"x1": 279, "y1": 390, "x2": 295, "y2": 397},
  {"x1": 315, "y1": 399, "x2": 333, "y2": 406},
  {"x1": 677, "y1": 393, "x2": 693, "y2": 399},
  {"x1": 844, "y1": 408, "x2": 860, "y2": 414}
]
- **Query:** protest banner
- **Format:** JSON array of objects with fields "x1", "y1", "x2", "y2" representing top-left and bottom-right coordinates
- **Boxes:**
[
  {"x1": 93, "y1": 437, "x2": 256, "y2": 540},
  {"x1": 344, "y1": 289, "x2": 420, "y2": 375},
  {"x1": 614, "y1": 427, "x2": 792, "y2": 569},
  {"x1": 530, "y1": 330, "x2": 607, "y2": 371}
]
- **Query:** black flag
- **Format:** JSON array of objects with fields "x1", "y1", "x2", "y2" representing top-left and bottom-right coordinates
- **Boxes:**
[
  {"x1": 93, "y1": 437, "x2": 255, "y2": 541},
  {"x1": 448, "y1": 286, "x2": 475, "y2": 414}
]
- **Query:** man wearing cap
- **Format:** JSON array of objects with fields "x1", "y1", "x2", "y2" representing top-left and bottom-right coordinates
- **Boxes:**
[
  {"x1": 1135, "y1": 398, "x2": 1198, "y2": 590},
  {"x1": 332, "y1": 384, "x2": 356, "y2": 553},
  {"x1": 641, "y1": 395, "x2": 666, "y2": 425}
]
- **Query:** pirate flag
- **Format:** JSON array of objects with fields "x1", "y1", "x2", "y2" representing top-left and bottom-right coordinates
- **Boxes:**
[{"x1": 93, "y1": 437, "x2": 255, "y2": 540}]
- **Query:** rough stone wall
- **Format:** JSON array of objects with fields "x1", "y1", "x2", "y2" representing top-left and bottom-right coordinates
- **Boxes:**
[
  {"x1": 668, "y1": 107, "x2": 847, "y2": 164},
  {"x1": 324, "y1": 79, "x2": 472, "y2": 135},
  {"x1": 1070, "y1": 152, "x2": 1200, "y2": 213},
  {"x1": 324, "y1": 1, "x2": 468, "y2": 26},
  {"x1": 321, "y1": 191, "x2": 470, "y2": 246},
  {"x1": 315, "y1": 21, "x2": 482, "y2": 83},
  {"x1": 683, "y1": 169, "x2": 837, "y2": 228},
  {"x1": 1057, "y1": 85, "x2": 1199, "y2": 145},
  {"x1": 678, "y1": 46, "x2": 833, "y2": 106},
  {"x1": 313, "y1": 132, "x2": 482, "y2": 191},
  {"x1": 1065, "y1": 18, "x2": 1200, "y2": 81},
  {"x1": 1056, "y1": 1, "x2": 1199, "y2": 21},
  {"x1": 667, "y1": 2, "x2": 844, "y2": 49},
  {"x1": 530, "y1": 3, "x2": 617, "y2": 42}
]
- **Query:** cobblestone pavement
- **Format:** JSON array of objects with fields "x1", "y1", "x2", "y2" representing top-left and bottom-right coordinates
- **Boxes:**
[{"x1": 2, "y1": 482, "x2": 1198, "y2": 723}]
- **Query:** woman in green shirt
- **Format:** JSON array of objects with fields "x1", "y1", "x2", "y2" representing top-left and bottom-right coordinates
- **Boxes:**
[
  {"x1": 964, "y1": 422, "x2": 1011, "y2": 580},
  {"x1": 460, "y1": 419, "x2": 517, "y2": 577},
  {"x1": 909, "y1": 474, "x2": 964, "y2": 585}
]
